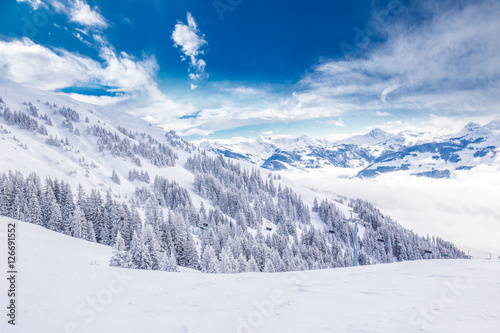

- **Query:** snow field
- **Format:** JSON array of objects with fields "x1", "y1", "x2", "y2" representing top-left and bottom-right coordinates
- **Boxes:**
[{"x1": 1, "y1": 218, "x2": 499, "y2": 333}]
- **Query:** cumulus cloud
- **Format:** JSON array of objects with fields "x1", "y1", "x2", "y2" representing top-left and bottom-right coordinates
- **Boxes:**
[
  {"x1": 41, "y1": 0, "x2": 108, "y2": 30},
  {"x1": 172, "y1": 12, "x2": 208, "y2": 84},
  {"x1": 0, "y1": 38, "x2": 154, "y2": 91},
  {"x1": 68, "y1": 0, "x2": 108, "y2": 29}
]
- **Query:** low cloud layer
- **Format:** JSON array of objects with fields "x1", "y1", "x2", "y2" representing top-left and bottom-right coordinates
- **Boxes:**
[{"x1": 284, "y1": 162, "x2": 500, "y2": 255}]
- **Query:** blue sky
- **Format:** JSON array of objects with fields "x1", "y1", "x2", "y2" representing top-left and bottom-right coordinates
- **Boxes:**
[{"x1": 1, "y1": 0, "x2": 499, "y2": 139}]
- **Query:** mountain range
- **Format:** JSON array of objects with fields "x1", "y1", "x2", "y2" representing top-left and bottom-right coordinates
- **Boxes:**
[{"x1": 198, "y1": 122, "x2": 500, "y2": 178}]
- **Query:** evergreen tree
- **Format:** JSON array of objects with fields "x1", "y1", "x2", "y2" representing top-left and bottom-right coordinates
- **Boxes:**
[
  {"x1": 238, "y1": 253, "x2": 248, "y2": 273},
  {"x1": 160, "y1": 250, "x2": 179, "y2": 272},
  {"x1": 69, "y1": 205, "x2": 85, "y2": 239},
  {"x1": 42, "y1": 184, "x2": 62, "y2": 232},
  {"x1": 264, "y1": 259, "x2": 275, "y2": 273},
  {"x1": 59, "y1": 181, "x2": 75, "y2": 235},
  {"x1": 141, "y1": 225, "x2": 162, "y2": 270},
  {"x1": 82, "y1": 211, "x2": 97, "y2": 242},
  {"x1": 220, "y1": 247, "x2": 232, "y2": 273},
  {"x1": 111, "y1": 170, "x2": 121, "y2": 184},
  {"x1": 200, "y1": 246, "x2": 220, "y2": 273},
  {"x1": 312, "y1": 198, "x2": 319, "y2": 213},
  {"x1": 247, "y1": 256, "x2": 259, "y2": 272},
  {"x1": 129, "y1": 231, "x2": 142, "y2": 269},
  {"x1": 110, "y1": 231, "x2": 132, "y2": 268}
]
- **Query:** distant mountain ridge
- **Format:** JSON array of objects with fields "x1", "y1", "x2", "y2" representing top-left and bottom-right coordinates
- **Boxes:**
[{"x1": 198, "y1": 122, "x2": 500, "y2": 178}]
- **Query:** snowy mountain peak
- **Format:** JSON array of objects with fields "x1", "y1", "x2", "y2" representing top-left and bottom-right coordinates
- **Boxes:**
[
  {"x1": 458, "y1": 122, "x2": 482, "y2": 137},
  {"x1": 455, "y1": 120, "x2": 500, "y2": 144},
  {"x1": 337, "y1": 128, "x2": 396, "y2": 146},
  {"x1": 484, "y1": 119, "x2": 500, "y2": 131},
  {"x1": 463, "y1": 122, "x2": 481, "y2": 131},
  {"x1": 368, "y1": 128, "x2": 388, "y2": 138}
]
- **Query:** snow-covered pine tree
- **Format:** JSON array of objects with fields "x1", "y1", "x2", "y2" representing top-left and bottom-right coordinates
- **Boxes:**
[
  {"x1": 128, "y1": 231, "x2": 142, "y2": 269},
  {"x1": 220, "y1": 247, "x2": 232, "y2": 273},
  {"x1": 41, "y1": 183, "x2": 63, "y2": 232},
  {"x1": 22, "y1": 175, "x2": 42, "y2": 225},
  {"x1": 69, "y1": 205, "x2": 85, "y2": 239},
  {"x1": 141, "y1": 225, "x2": 162, "y2": 270},
  {"x1": 111, "y1": 170, "x2": 121, "y2": 185},
  {"x1": 59, "y1": 181, "x2": 75, "y2": 235},
  {"x1": 110, "y1": 231, "x2": 132, "y2": 268},
  {"x1": 160, "y1": 250, "x2": 179, "y2": 272},
  {"x1": 312, "y1": 198, "x2": 319, "y2": 212},
  {"x1": 247, "y1": 256, "x2": 259, "y2": 272},
  {"x1": 200, "y1": 246, "x2": 220, "y2": 273}
]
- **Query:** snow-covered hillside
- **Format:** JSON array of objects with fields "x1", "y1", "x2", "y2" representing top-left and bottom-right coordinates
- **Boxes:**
[
  {"x1": 1, "y1": 218, "x2": 499, "y2": 333},
  {"x1": 0, "y1": 77, "x2": 196, "y2": 194},
  {"x1": 198, "y1": 124, "x2": 500, "y2": 178}
]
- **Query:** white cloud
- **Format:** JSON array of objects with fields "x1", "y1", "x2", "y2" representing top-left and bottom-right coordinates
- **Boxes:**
[
  {"x1": 72, "y1": 31, "x2": 93, "y2": 47},
  {"x1": 68, "y1": 0, "x2": 107, "y2": 28},
  {"x1": 0, "y1": 38, "x2": 97, "y2": 90},
  {"x1": 190, "y1": 84, "x2": 198, "y2": 90},
  {"x1": 64, "y1": 93, "x2": 126, "y2": 106},
  {"x1": 45, "y1": 0, "x2": 107, "y2": 30},
  {"x1": 16, "y1": 0, "x2": 45, "y2": 10},
  {"x1": 327, "y1": 118, "x2": 345, "y2": 127},
  {"x1": 226, "y1": 86, "x2": 264, "y2": 96},
  {"x1": 380, "y1": 84, "x2": 400, "y2": 103},
  {"x1": 49, "y1": 0, "x2": 66, "y2": 13},
  {"x1": 176, "y1": 127, "x2": 214, "y2": 137},
  {"x1": 375, "y1": 111, "x2": 390, "y2": 117},
  {"x1": 365, "y1": 120, "x2": 406, "y2": 132},
  {"x1": 172, "y1": 12, "x2": 208, "y2": 84},
  {"x1": 189, "y1": 73, "x2": 201, "y2": 81}
]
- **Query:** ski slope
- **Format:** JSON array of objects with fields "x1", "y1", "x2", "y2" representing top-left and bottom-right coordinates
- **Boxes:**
[{"x1": 1, "y1": 218, "x2": 499, "y2": 333}]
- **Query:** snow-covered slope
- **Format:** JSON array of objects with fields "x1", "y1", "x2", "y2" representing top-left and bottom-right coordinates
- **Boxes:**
[
  {"x1": 0, "y1": 77, "x2": 196, "y2": 195},
  {"x1": 198, "y1": 124, "x2": 500, "y2": 178},
  {"x1": 1, "y1": 218, "x2": 499, "y2": 333}
]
